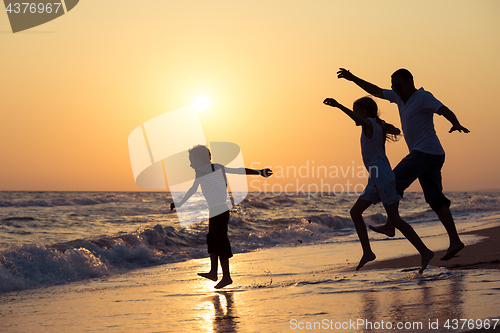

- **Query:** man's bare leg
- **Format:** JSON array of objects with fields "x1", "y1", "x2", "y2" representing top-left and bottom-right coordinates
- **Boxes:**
[{"x1": 436, "y1": 205, "x2": 464, "y2": 261}]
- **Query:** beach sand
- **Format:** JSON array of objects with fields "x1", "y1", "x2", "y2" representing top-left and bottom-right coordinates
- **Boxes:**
[
  {"x1": 362, "y1": 225, "x2": 500, "y2": 272},
  {"x1": 1, "y1": 222, "x2": 500, "y2": 332}
]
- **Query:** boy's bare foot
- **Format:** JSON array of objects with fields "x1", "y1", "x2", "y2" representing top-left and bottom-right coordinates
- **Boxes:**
[
  {"x1": 418, "y1": 250, "x2": 434, "y2": 274},
  {"x1": 214, "y1": 277, "x2": 233, "y2": 289},
  {"x1": 440, "y1": 242, "x2": 464, "y2": 261},
  {"x1": 198, "y1": 272, "x2": 217, "y2": 281},
  {"x1": 368, "y1": 224, "x2": 396, "y2": 237},
  {"x1": 356, "y1": 252, "x2": 376, "y2": 270}
]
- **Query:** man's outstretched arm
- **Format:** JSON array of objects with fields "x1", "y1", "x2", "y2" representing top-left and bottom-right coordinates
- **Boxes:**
[
  {"x1": 437, "y1": 105, "x2": 470, "y2": 133},
  {"x1": 337, "y1": 68, "x2": 385, "y2": 99}
]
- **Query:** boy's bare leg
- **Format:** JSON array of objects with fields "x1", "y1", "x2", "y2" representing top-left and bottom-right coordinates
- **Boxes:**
[
  {"x1": 437, "y1": 205, "x2": 464, "y2": 261},
  {"x1": 198, "y1": 253, "x2": 218, "y2": 281},
  {"x1": 215, "y1": 258, "x2": 232, "y2": 289},
  {"x1": 351, "y1": 199, "x2": 377, "y2": 270}
]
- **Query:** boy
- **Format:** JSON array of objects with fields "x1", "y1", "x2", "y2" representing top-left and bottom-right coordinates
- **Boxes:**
[{"x1": 171, "y1": 145, "x2": 272, "y2": 288}]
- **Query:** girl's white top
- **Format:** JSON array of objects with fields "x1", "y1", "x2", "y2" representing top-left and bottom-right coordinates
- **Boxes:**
[{"x1": 361, "y1": 118, "x2": 388, "y2": 167}]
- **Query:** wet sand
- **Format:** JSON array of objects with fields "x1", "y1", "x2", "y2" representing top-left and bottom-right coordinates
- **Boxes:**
[
  {"x1": 362, "y1": 225, "x2": 500, "y2": 271},
  {"x1": 1, "y1": 223, "x2": 499, "y2": 332}
]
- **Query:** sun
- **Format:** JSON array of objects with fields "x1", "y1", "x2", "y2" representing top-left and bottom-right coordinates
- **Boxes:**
[{"x1": 194, "y1": 96, "x2": 210, "y2": 111}]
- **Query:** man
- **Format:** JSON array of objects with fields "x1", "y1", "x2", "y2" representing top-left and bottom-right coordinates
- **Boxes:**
[{"x1": 337, "y1": 68, "x2": 469, "y2": 260}]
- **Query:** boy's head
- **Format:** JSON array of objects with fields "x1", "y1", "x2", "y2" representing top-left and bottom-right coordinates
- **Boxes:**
[{"x1": 188, "y1": 145, "x2": 212, "y2": 169}]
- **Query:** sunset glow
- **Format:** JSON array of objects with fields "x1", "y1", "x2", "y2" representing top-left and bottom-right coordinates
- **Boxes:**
[
  {"x1": 194, "y1": 96, "x2": 210, "y2": 111},
  {"x1": 1, "y1": 1, "x2": 499, "y2": 191}
]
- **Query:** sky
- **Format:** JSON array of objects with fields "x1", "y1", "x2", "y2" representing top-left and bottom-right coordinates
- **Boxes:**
[{"x1": 1, "y1": 0, "x2": 499, "y2": 192}]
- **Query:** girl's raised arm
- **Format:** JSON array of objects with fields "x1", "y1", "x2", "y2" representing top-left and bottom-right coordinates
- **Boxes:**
[{"x1": 323, "y1": 98, "x2": 371, "y2": 128}]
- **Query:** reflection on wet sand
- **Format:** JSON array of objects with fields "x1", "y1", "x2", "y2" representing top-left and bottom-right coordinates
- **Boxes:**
[
  {"x1": 211, "y1": 291, "x2": 238, "y2": 333},
  {"x1": 358, "y1": 273, "x2": 467, "y2": 331}
]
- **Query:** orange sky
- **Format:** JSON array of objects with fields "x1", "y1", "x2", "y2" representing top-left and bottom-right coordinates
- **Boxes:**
[{"x1": 1, "y1": 0, "x2": 499, "y2": 192}]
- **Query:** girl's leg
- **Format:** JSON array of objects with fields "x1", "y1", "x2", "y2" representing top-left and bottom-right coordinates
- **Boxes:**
[
  {"x1": 350, "y1": 198, "x2": 376, "y2": 270},
  {"x1": 368, "y1": 219, "x2": 396, "y2": 237},
  {"x1": 369, "y1": 152, "x2": 424, "y2": 237},
  {"x1": 384, "y1": 201, "x2": 434, "y2": 274}
]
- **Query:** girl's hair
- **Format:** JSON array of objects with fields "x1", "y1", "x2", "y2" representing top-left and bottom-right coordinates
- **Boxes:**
[{"x1": 354, "y1": 97, "x2": 401, "y2": 142}]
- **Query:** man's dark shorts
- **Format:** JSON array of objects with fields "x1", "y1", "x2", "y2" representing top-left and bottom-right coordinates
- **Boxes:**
[
  {"x1": 393, "y1": 150, "x2": 451, "y2": 213},
  {"x1": 207, "y1": 210, "x2": 233, "y2": 260}
]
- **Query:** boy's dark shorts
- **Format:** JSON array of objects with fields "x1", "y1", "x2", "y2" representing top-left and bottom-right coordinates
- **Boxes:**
[
  {"x1": 207, "y1": 210, "x2": 233, "y2": 260},
  {"x1": 393, "y1": 150, "x2": 451, "y2": 213}
]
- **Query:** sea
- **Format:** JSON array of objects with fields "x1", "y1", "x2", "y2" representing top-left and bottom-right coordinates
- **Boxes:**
[{"x1": 1, "y1": 190, "x2": 500, "y2": 294}]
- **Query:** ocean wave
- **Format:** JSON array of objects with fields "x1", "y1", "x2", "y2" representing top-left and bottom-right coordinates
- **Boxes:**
[
  {"x1": 240, "y1": 194, "x2": 298, "y2": 209},
  {"x1": 0, "y1": 194, "x2": 143, "y2": 208},
  {"x1": 455, "y1": 195, "x2": 500, "y2": 211},
  {"x1": 2, "y1": 216, "x2": 37, "y2": 221},
  {"x1": 0, "y1": 224, "x2": 195, "y2": 293},
  {"x1": 0, "y1": 213, "x2": 354, "y2": 293}
]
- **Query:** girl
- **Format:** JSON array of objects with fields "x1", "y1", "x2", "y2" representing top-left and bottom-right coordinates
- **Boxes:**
[{"x1": 323, "y1": 96, "x2": 434, "y2": 274}]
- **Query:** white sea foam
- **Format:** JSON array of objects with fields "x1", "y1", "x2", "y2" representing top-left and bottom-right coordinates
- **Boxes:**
[{"x1": 0, "y1": 191, "x2": 499, "y2": 292}]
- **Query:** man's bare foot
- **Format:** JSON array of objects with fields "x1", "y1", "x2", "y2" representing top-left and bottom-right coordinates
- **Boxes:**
[
  {"x1": 440, "y1": 242, "x2": 464, "y2": 261},
  {"x1": 214, "y1": 277, "x2": 233, "y2": 289},
  {"x1": 356, "y1": 252, "x2": 376, "y2": 270},
  {"x1": 418, "y1": 250, "x2": 434, "y2": 274},
  {"x1": 368, "y1": 224, "x2": 396, "y2": 237},
  {"x1": 198, "y1": 272, "x2": 217, "y2": 281}
]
